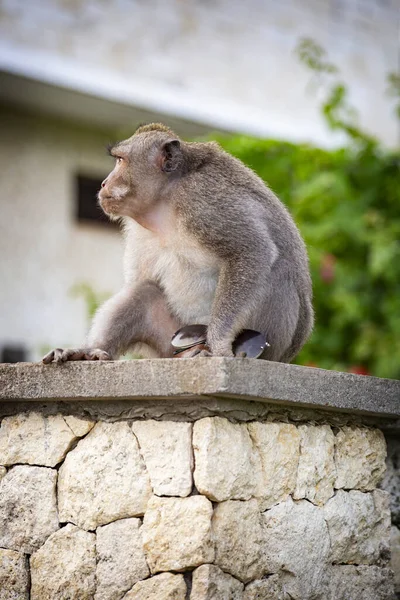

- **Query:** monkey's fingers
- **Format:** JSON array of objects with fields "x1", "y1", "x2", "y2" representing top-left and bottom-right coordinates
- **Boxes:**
[
  {"x1": 42, "y1": 348, "x2": 88, "y2": 364},
  {"x1": 84, "y1": 349, "x2": 112, "y2": 361},
  {"x1": 42, "y1": 349, "x2": 56, "y2": 364},
  {"x1": 193, "y1": 349, "x2": 212, "y2": 358},
  {"x1": 182, "y1": 348, "x2": 212, "y2": 358}
]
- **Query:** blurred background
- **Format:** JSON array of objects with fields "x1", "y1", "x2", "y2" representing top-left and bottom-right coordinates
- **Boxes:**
[{"x1": 0, "y1": 0, "x2": 399, "y2": 378}]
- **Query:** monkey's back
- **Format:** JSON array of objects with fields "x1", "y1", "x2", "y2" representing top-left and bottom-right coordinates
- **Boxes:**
[{"x1": 178, "y1": 143, "x2": 314, "y2": 361}]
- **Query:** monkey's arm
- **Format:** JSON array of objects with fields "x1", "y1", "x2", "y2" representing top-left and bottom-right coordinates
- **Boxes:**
[
  {"x1": 205, "y1": 215, "x2": 278, "y2": 357},
  {"x1": 206, "y1": 257, "x2": 267, "y2": 356},
  {"x1": 43, "y1": 281, "x2": 180, "y2": 363}
]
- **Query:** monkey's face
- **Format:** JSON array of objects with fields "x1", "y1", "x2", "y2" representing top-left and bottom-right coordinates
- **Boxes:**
[{"x1": 98, "y1": 129, "x2": 182, "y2": 222}]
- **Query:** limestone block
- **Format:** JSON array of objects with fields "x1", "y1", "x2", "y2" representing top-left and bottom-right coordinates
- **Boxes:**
[
  {"x1": 64, "y1": 415, "x2": 95, "y2": 437},
  {"x1": 142, "y1": 495, "x2": 214, "y2": 573},
  {"x1": 213, "y1": 499, "x2": 265, "y2": 583},
  {"x1": 262, "y1": 497, "x2": 331, "y2": 599},
  {"x1": 327, "y1": 565, "x2": 394, "y2": 600},
  {"x1": 391, "y1": 525, "x2": 400, "y2": 595},
  {"x1": 191, "y1": 564, "x2": 244, "y2": 599},
  {"x1": 0, "y1": 549, "x2": 29, "y2": 600},
  {"x1": 380, "y1": 436, "x2": 400, "y2": 526},
  {"x1": 0, "y1": 465, "x2": 58, "y2": 553},
  {"x1": 193, "y1": 417, "x2": 259, "y2": 501},
  {"x1": 123, "y1": 572, "x2": 187, "y2": 599},
  {"x1": 294, "y1": 424, "x2": 336, "y2": 506},
  {"x1": 248, "y1": 422, "x2": 300, "y2": 510},
  {"x1": 30, "y1": 524, "x2": 96, "y2": 600},
  {"x1": 0, "y1": 466, "x2": 5, "y2": 481},
  {"x1": 323, "y1": 489, "x2": 391, "y2": 565},
  {"x1": 335, "y1": 427, "x2": 386, "y2": 491},
  {"x1": 58, "y1": 421, "x2": 152, "y2": 530},
  {"x1": 0, "y1": 412, "x2": 90, "y2": 467},
  {"x1": 243, "y1": 575, "x2": 285, "y2": 600},
  {"x1": 132, "y1": 420, "x2": 193, "y2": 497},
  {"x1": 96, "y1": 518, "x2": 150, "y2": 600}
]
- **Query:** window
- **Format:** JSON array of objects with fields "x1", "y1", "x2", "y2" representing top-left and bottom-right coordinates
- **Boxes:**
[
  {"x1": 76, "y1": 174, "x2": 113, "y2": 226},
  {"x1": 1, "y1": 345, "x2": 27, "y2": 363}
]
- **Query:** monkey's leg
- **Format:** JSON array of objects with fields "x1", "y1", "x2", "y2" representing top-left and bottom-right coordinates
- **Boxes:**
[
  {"x1": 251, "y1": 267, "x2": 313, "y2": 363},
  {"x1": 205, "y1": 256, "x2": 304, "y2": 361},
  {"x1": 42, "y1": 281, "x2": 180, "y2": 364}
]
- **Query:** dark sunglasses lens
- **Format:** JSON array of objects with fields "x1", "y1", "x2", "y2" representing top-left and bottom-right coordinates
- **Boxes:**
[
  {"x1": 233, "y1": 330, "x2": 269, "y2": 358},
  {"x1": 171, "y1": 324, "x2": 208, "y2": 349}
]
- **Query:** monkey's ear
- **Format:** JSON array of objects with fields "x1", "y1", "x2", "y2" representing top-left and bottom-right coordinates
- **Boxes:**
[{"x1": 159, "y1": 139, "x2": 181, "y2": 173}]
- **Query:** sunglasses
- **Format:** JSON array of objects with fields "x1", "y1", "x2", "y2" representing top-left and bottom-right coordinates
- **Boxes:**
[{"x1": 171, "y1": 324, "x2": 269, "y2": 358}]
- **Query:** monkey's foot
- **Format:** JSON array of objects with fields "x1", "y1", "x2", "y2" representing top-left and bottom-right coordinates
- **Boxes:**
[
  {"x1": 184, "y1": 348, "x2": 213, "y2": 358},
  {"x1": 42, "y1": 348, "x2": 111, "y2": 364}
]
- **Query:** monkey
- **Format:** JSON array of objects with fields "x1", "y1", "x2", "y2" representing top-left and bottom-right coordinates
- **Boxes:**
[{"x1": 43, "y1": 123, "x2": 313, "y2": 365}]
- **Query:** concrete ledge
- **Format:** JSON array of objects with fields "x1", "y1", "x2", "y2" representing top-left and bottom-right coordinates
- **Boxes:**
[{"x1": 1, "y1": 359, "x2": 399, "y2": 427}]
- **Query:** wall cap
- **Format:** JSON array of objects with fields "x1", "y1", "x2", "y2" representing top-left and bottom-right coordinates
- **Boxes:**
[{"x1": 1, "y1": 359, "x2": 399, "y2": 426}]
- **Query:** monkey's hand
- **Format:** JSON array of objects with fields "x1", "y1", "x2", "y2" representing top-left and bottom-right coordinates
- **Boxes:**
[{"x1": 42, "y1": 348, "x2": 112, "y2": 364}]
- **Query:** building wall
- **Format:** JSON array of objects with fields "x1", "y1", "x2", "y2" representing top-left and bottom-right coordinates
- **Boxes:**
[
  {"x1": 0, "y1": 0, "x2": 399, "y2": 359},
  {"x1": 0, "y1": 107, "x2": 124, "y2": 359},
  {"x1": 0, "y1": 0, "x2": 399, "y2": 146}
]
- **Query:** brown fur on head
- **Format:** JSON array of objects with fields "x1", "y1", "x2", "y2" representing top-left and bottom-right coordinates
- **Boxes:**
[
  {"x1": 98, "y1": 123, "x2": 183, "y2": 221},
  {"x1": 134, "y1": 122, "x2": 175, "y2": 136}
]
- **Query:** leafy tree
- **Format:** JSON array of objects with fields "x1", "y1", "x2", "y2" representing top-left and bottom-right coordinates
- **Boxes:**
[{"x1": 214, "y1": 40, "x2": 400, "y2": 378}]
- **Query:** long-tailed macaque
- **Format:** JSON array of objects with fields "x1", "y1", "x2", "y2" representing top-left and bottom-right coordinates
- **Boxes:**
[{"x1": 43, "y1": 123, "x2": 313, "y2": 364}]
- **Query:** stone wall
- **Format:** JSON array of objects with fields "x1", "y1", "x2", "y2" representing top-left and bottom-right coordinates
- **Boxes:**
[
  {"x1": 382, "y1": 435, "x2": 400, "y2": 598},
  {"x1": 0, "y1": 411, "x2": 394, "y2": 600}
]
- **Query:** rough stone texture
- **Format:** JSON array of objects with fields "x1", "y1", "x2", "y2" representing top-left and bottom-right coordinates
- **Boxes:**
[
  {"x1": 323, "y1": 489, "x2": 391, "y2": 565},
  {"x1": 0, "y1": 548, "x2": 29, "y2": 600},
  {"x1": 380, "y1": 435, "x2": 400, "y2": 526},
  {"x1": 132, "y1": 420, "x2": 193, "y2": 497},
  {"x1": 123, "y1": 572, "x2": 187, "y2": 599},
  {"x1": 248, "y1": 422, "x2": 300, "y2": 509},
  {"x1": 0, "y1": 412, "x2": 87, "y2": 467},
  {"x1": 213, "y1": 499, "x2": 265, "y2": 583},
  {"x1": 327, "y1": 565, "x2": 394, "y2": 600},
  {"x1": 142, "y1": 495, "x2": 214, "y2": 573},
  {"x1": 193, "y1": 417, "x2": 259, "y2": 501},
  {"x1": 294, "y1": 424, "x2": 336, "y2": 506},
  {"x1": 2, "y1": 360, "x2": 399, "y2": 423},
  {"x1": 64, "y1": 415, "x2": 95, "y2": 437},
  {"x1": 391, "y1": 525, "x2": 400, "y2": 595},
  {"x1": 335, "y1": 427, "x2": 387, "y2": 491},
  {"x1": 0, "y1": 466, "x2": 6, "y2": 481},
  {"x1": 30, "y1": 524, "x2": 96, "y2": 600},
  {"x1": 191, "y1": 564, "x2": 244, "y2": 599},
  {"x1": 0, "y1": 465, "x2": 58, "y2": 553},
  {"x1": 263, "y1": 497, "x2": 332, "y2": 599},
  {"x1": 58, "y1": 421, "x2": 152, "y2": 530},
  {"x1": 0, "y1": 363, "x2": 396, "y2": 599},
  {"x1": 243, "y1": 575, "x2": 285, "y2": 600},
  {"x1": 96, "y1": 518, "x2": 150, "y2": 600}
]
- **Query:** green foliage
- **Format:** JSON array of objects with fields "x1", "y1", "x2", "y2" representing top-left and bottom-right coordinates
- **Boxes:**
[
  {"x1": 213, "y1": 40, "x2": 400, "y2": 379},
  {"x1": 70, "y1": 283, "x2": 110, "y2": 321}
]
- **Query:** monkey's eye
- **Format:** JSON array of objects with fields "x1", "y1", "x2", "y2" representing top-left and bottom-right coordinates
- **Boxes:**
[{"x1": 115, "y1": 156, "x2": 123, "y2": 164}]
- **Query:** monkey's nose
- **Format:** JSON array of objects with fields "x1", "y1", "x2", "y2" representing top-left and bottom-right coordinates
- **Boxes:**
[{"x1": 101, "y1": 180, "x2": 106, "y2": 188}]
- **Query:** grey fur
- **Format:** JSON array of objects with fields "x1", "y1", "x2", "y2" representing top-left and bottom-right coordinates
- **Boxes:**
[{"x1": 43, "y1": 123, "x2": 313, "y2": 365}]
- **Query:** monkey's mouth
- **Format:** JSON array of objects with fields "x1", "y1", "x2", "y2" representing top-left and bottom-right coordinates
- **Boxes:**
[{"x1": 98, "y1": 195, "x2": 122, "y2": 216}]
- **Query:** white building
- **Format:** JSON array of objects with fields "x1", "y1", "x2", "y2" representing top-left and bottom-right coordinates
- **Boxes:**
[{"x1": 0, "y1": 0, "x2": 398, "y2": 360}]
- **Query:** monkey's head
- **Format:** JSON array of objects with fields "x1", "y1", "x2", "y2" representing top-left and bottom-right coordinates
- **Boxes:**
[{"x1": 98, "y1": 123, "x2": 183, "y2": 221}]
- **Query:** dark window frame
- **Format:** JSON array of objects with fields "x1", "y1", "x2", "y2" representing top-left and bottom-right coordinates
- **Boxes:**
[{"x1": 75, "y1": 174, "x2": 115, "y2": 227}]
